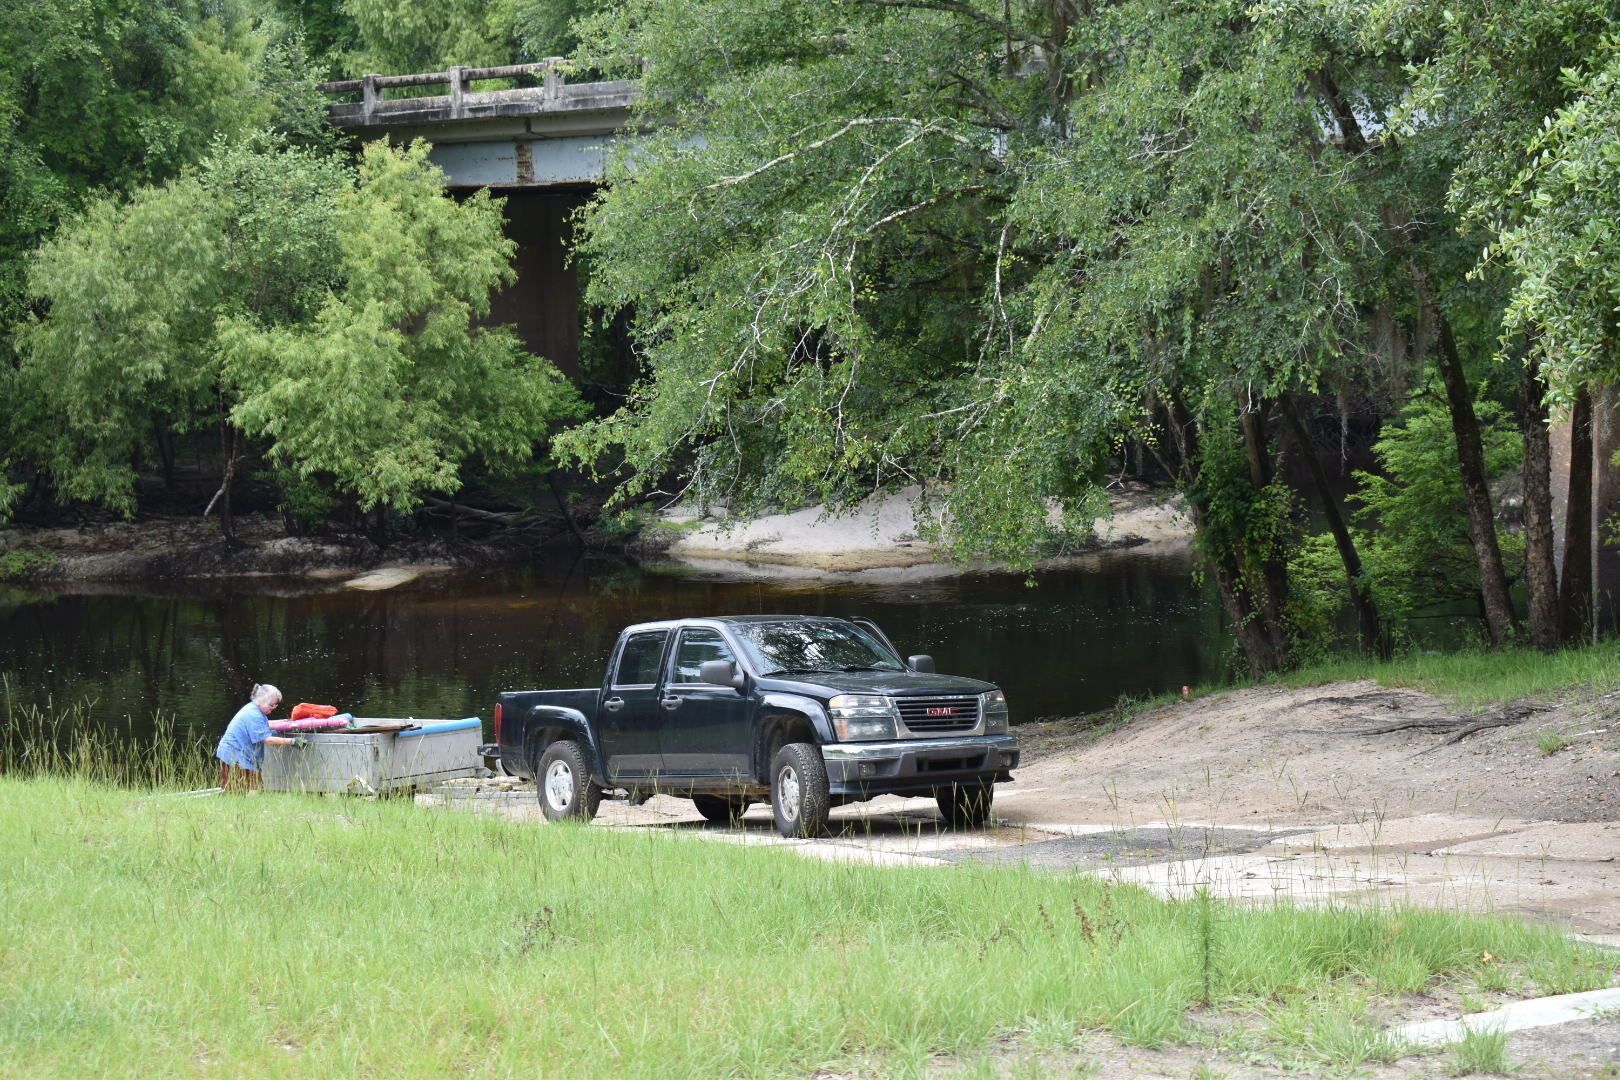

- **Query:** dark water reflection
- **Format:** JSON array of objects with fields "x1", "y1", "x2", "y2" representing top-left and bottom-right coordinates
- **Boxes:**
[{"x1": 0, "y1": 551, "x2": 1225, "y2": 742}]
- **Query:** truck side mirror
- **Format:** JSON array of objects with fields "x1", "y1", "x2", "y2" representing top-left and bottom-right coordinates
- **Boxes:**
[
  {"x1": 907, "y1": 654, "x2": 935, "y2": 674},
  {"x1": 700, "y1": 660, "x2": 745, "y2": 690}
]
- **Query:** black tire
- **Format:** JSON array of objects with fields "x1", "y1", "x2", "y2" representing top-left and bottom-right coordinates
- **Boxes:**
[
  {"x1": 537, "y1": 741, "x2": 602, "y2": 822},
  {"x1": 770, "y1": 742, "x2": 830, "y2": 838},
  {"x1": 691, "y1": 794, "x2": 747, "y2": 826},
  {"x1": 936, "y1": 782, "x2": 994, "y2": 828}
]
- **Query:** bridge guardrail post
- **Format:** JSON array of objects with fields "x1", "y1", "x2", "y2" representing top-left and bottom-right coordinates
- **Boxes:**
[
  {"x1": 362, "y1": 74, "x2": 380, "y2": 123},
  {"x1": 449, "y1": 66, "x2": 467, "y2": 119}
]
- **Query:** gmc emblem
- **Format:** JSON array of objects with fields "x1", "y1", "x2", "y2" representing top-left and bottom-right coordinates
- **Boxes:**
[{"x1": 926, "y1": 707, "x2": 958, "y2": 717}]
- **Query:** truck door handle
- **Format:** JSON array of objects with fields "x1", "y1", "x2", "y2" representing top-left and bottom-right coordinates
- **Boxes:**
[
  {"x1": 659, "y1": 695, "x2": 681, "y2": 711},
  {"x1": 603, "y1": 697, "x2": 625, "y2": 713}
]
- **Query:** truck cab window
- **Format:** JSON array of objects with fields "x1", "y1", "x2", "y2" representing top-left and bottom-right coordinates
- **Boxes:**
[
  {"x1": 614, "y1": 632, "x2": 668, "y2": 687},
  {"x1": 672, "y1": 629, "x2": 735, "y2": 683}
]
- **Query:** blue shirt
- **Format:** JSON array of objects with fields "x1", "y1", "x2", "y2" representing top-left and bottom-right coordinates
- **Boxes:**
[{"x1": 217, "y1": 701, "x2": 272, "y2": 771}]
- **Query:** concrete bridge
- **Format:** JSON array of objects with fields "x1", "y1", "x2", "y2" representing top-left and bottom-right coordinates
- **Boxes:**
[{"x1": 323, "y1": 62, "x2": 638, "y2": 375}]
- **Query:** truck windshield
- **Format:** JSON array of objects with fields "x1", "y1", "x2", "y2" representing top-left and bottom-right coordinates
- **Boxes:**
[{"x1": 731, "y1": 620, "x2": 906, "y2": 676}]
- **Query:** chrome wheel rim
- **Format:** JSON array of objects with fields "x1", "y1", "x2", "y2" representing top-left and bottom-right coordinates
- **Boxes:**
[
  {"x1": 544, "y1": 758, "x2": 575, "y2": 810},
  {"x1": 777, "y1": 764, "x2": 801, "y2": 821}
]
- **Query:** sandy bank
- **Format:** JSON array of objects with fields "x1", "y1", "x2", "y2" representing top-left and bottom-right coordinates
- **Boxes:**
[{"x1": 658, "y1": 483, "x2": 1193, "y2": 580}]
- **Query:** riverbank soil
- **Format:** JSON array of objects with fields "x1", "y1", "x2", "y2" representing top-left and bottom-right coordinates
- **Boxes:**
[
  {"x1": 0, "y1": 513, "x2": 560, "y2": 584},
  {"x1": 428, "y1": 677, "x2": 1620, "y2": 1077}
]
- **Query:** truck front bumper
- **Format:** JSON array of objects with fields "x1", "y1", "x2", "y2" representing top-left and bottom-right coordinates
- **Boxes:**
[{"x1": 820, "y1": 735, "x2": 1020, "y2": 797}]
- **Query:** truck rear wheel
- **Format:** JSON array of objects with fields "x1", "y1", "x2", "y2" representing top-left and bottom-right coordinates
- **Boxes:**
[
  {"x1": 691, "y1": 794, "x2": 747, "y2": 826},
  {"x1": 936, "y1": 782, "x2": 994, "y2": 828},
  {"x1": 538, "y1": 741, "x2": 601, "y2": 822},
  {"x1": 770, "y1": 743, "x2": 829, "y2": 838}
]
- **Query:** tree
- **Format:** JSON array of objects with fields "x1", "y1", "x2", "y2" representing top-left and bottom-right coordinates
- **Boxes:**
[
  {"x1": 565, "y1": 0, "x2": 1430, "y2": 675},
  {"x1": 13, "y1": 138, "x2": 578, "y2": 528},
  {"x1": 1384, "y1": 0, "x2": 1620, "y2": 648},
  {"x1": 222, "y1": 140, "x2": 581, "y2": 514},
  {"x1": 340, "y1": 0, "x2": 595, "y2": 75},
  {"x1": 11, "y1": 137, "x2": 348, "y2": 528},
  {"x1": 1293, "y1": 387, "x2": 1524, "y2": 644}
]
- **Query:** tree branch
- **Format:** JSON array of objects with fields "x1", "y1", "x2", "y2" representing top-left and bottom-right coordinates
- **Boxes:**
[{"x1": 857, "y1": 0, "x2": 1045, "y2": 46}]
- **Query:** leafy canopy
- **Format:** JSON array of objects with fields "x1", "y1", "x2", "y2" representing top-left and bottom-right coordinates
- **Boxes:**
[
  {"x1": 14, "y1": 139, "x2": 578, "y2": 515},
  {"x1": 223, "y1": 141, "x2": 582, "y2": 511}
]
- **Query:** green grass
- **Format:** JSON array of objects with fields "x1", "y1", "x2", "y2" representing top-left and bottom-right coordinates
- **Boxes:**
[
  {"x1": 1446, "y1": 1024, "x2": 1511, "y2": 1075},
  {"x1": 0, "y1": 688, "x2": 214, "y2": 788},
  {"x1": 1535, "y1": 728, "x2": 1575, "y2": 755},
  {"x1": 2, "y1": 777, "x2": 1611, "y2": 1079},
  {"x1": 1272, "y1": 638, "x2": 1620, "y2": 709}
]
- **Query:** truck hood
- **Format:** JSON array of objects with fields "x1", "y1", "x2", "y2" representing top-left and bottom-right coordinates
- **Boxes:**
[{"x1": 756, "y1": 670, "x2": 997, "y2": 698}]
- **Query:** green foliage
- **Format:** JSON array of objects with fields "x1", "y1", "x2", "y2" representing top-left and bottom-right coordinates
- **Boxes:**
[
  {"x1": 1291, "y1": 387, "x2": 1523, "y2": 646},
  {"x1": 221, "y1": 140, "x2": 582, "y2": 511},
  {"x1": 0, "y1": 0, "x2": 335, "y2": 516},
  {"x1": 0, "y1": 0, "x2": 324, "y2": 330},
  {"x1": 564, "y1": 0, "x2": 1130, "y2": 567},
  {"x1": 1496, "y1": 47, "x2": 1620, "y2": 399},
  {"x1": 13, "y1": 136, "x2": 349, "y2": 512},
  {"x1": 339, "y1": 0, "x2": 591, "y2": 76},
  {"x1": 562, "y1": 0, "x2": 1450, "y2": 610},
  {"x1": 0, "y1": 547, "x2": 57, "y2": 580},
  {"x1": 14, "y1": 138, "x2": 578, "y2": 516}
]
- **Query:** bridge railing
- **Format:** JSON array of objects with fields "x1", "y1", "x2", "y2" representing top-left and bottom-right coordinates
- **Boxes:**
[{"x1": 320, "y1": 60, "x2": 639, "y2": 128}]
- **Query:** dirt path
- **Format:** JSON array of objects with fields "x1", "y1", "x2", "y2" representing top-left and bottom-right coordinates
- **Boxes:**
[{"x1": 999, "y1": 679, "x2": 1620, "y2": 943}]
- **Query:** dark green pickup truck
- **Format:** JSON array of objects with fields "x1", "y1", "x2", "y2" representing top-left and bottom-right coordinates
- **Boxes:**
[{"x1": 490, "y1": 615, "x2": 1020, "y2": 837}]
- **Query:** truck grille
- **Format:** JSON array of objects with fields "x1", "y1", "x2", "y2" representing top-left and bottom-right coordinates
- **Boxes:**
[{"x1": 895, "y1": 695, "x2": 981, "y2": 734}]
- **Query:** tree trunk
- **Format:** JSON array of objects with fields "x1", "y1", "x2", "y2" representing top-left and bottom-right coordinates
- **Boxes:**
[
  {"x1": 1282, "y1": 395, "x2": 1386, "y2": 657},
  {"x1": 1433, "y1": 313, "x2": 1518, "y2": 644},
  {"x1": 203, "y1": 423, "x2": 240, "y2": 545},
  {"x1": 548, "y1": 471, "x2": 587, "y2": 546},
  {"x1": 1237, "y1": 393, "x2": 1290, "y2": 659},
  {"x1": 1167, "y1": 393, "x2": 1287, "y2": 678},
  {"x1": 1520, "y1": 352, "x2": 1560, "y2": 649},
  {"x1": 1559, "y1": 385, "x2": 1593, "y2": 644},
  {"x1": 153, "y1": 417, "x2": 176, "y2": 492}
]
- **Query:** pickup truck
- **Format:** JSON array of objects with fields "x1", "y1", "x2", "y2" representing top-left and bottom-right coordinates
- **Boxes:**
[{"x1": 490, "y1": 615, "x2": 1019, "y2": 837}]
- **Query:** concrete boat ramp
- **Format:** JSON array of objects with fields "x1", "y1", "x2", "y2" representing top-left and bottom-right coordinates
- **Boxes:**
[{"x1": 422, "y1": 779, "x2": 1620, "y2": 947}]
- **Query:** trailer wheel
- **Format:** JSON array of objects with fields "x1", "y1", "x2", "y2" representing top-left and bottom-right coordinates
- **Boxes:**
[
  {"x1": 935, "y1": 782, "x2": 994, "y2": 828},
  {"x1": 691, "y1": 794, "x2": 747, "y2": 826},
  {"x1": 770, "y1": 743, "x2": 829, "y2": 838},
  {"x1": 537, "y1": 741, "x2": 601, "y2": 822}
]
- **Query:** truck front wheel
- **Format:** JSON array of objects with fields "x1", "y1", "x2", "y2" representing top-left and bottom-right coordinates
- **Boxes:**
[
  {"x1": 538, "y1": 741, "x2": 602, "y2": 823},
  {"x1": 770, "y1": 743, "x2": 830, "y2": 838},
  {"x1": 935, "y1": 782, "x2": 994, "y2": 828}
]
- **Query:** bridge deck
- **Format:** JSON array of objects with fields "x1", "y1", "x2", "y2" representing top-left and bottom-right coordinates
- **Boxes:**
[
  {"x1": 322, "y1": 62, "x2": 637, "y2": 187},
  {"x1": 323, "y1": 61, "x2": 635, "y2": 133}
]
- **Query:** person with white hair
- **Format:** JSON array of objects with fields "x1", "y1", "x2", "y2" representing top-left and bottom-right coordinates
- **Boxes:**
[{"x1": 216, "y1": 683, "x2": 302, "y2": 789}]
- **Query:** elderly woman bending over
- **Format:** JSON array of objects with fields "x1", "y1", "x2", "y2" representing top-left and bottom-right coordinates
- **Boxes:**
[{"x1": 216, "y1": 683, "x2": 301, "y2": 790}]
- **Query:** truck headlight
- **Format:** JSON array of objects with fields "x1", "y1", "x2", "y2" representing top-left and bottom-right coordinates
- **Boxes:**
[
  {"x1": 828, "y1": 695, "x2": 898, "y2": 741},
  {"x1": 982, "y1": 690, "x2": 1009, "y2": 734}
]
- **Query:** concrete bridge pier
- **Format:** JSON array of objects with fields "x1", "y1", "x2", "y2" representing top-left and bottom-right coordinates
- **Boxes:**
[{"x1": 322, "y1": 62, "x2": 636, "y2": 382}]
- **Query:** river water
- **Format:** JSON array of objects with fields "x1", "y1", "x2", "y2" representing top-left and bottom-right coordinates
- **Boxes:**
[{"x1": 0, "y1": 550, "x2": 1224, "y2": 742}]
